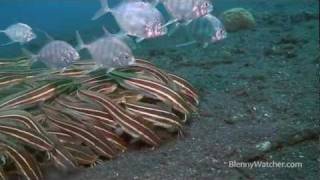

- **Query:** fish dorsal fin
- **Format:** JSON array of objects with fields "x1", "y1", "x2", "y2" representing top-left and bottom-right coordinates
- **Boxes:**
[
  {"x1": 103, "y1": 27, "x2": 136, "y2": 49},
  {"x1": 35, "y1": 28, "x2": 54, "y2": 42},
  {"x1": 117, "y1": 31, "x2": 137, "y2": 49},
  {"x1": 75, "y1": 31, "x2": 87, "y2": 51},
  {"x1": 91, "y1": 0, "x2": 111, "y2": 20}
]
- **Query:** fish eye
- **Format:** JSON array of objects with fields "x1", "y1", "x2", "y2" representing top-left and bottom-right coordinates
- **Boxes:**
[{"x1": 124, "y1": 54, "x2": 130, "y2": 59}]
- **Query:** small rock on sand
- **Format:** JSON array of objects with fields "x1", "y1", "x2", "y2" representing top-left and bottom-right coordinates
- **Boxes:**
[{"x1": 221, "y1": 8, "x2": 256, "y2": 32}]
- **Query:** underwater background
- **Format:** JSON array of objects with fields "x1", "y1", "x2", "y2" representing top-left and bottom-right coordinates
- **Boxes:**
[{"x1": 0, "y1": 0, "x2": 319, "y2": 179}]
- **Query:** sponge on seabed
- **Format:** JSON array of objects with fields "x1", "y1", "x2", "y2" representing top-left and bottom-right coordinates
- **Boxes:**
[{"x1": 221, "y1": 8, "x2": 256, "y2": 32}]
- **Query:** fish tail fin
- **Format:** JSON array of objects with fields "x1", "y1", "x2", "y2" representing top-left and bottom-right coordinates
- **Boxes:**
[
  {"x1": 21, "y1": 48, "x2": 37, "y2": 63},
  {"x1": 175, "y1": 40, "x2": 197, "y2": 48},
  {"x1": 75, "y1": 31, "x2": 86, "y2": 51},
  {"x1": 91, "y1": 0, "x2": 110, "y2": 20}
]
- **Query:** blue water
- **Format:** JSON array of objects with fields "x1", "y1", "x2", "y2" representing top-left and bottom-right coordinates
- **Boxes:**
[
  {"x1": 0, "y1": 0, "x2": 119, "y2": 57},
  {"x1": 0, "y1": 0, "x2": 316, "y2": 57}
]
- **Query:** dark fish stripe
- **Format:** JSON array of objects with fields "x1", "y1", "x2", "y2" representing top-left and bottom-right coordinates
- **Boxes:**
[
  {"x1": 88, "y1": 82, "x2": 117, "y2": 94},
  {"x1": 54, "y1": 69, "x2": 87, "y2": 78},
  {"x1": 77, "y1": 90, "x2": 161, "y2": 146},
  {"x1": 167, "y1": 74, "x2": 199, "y2": 109},
  {"x1": 0, "y1": 83, "x2": 56, "y2": 109},
  {"x1": 168, "y1": 73, "x2": 199, "y2": 101},
  {"x1": 55, "y1": 98, "x2": 117, "y2": 128},
  {"x1": 63, "y1": 143, "x2": 98, "y2": 166},
  {"x1": 49, "y1": 147, "x2": 78, "y2": 170},
  {"x1": 123, "y1": 77, "x2": 191, "y2": 114},
  {"x1": 92, "y1": 123, "x2": 127, "y2": 151},
  {"x1": 0, "y1": 168, "x2": 6, "y2": 180},
  {"x1": 44, "y1": 107, "x2": 115, "y2": 158},
  {"x1": 124, "y1": 101, "x2": 183, "y2": 129},
  {"x1": 0, "y1": 125, "x2": 54, "y2": 151},
  {"x1": 0, "y1": 110, "x2": 43, "y2": 133},
  {"x1": 130, "y1": 59, "x2": 171, "y2": 84},
  {"x1": 0, "y1": 76, "x2": 24, "y2": 86},
  {"x1": 0, "y1": 142, "x2": 43, "y2": 180},
  {"x1": 47, "y1": 130, "x2": 81, "y2": 144}
]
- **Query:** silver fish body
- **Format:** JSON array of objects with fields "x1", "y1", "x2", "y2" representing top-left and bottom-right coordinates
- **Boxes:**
[
  {"x1": 37, "y1": 40, "x2": 80, "y2": 70},
  {"x1": 187, "y1": 14, "x2": 227, "y2": 44},
  {"x1": 160, "y1": 0, "x2": 213, "y2": 22},
  {"x1": 115, "y1": 1, "x2": 166, "y2": 39},
  {"x1": 92, "y1": 0, "x2": 167, "y2": 41},
  {"x1": 76, "y1": 32, "x2": 135, "y2": 70},
  {"x1": 0, "y1": 23, "x2": 36, "y2": 45}
]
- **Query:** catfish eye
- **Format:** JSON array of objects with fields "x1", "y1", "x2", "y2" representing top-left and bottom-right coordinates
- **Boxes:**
[{"x1": 203, "y1": 2, "x2": 209, "y2": 7}]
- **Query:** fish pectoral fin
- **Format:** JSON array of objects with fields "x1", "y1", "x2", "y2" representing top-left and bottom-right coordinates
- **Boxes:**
[
  {"x1": 35, "y1": 28, "x2": 54, "y2": 42},
  {"x1": 182, "y1": 19, "x2": 193, "y2": 26},
  {"x1": 0, "y1": 41, "x2": 16, "y2": 47},
  {"x1": 135, "y1": 37, "x2": 145, "y2": 43},
  {"x1": 162, "y1": 19, "x2": 179, "y2": 29},
  {"x1": 202, "y1": 43, "x2": 209, "y2": 48},
  {"x1": 167, "y1": 23, "x2": 180, "y2": 36},
  {"x1": 175, "y1": 40, "x2": 197, "y2": 48}
]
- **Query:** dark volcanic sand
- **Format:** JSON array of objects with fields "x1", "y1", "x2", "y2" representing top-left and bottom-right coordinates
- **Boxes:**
[{"x1": 59, "y1": 0, "x2": 319, "y2": 179}]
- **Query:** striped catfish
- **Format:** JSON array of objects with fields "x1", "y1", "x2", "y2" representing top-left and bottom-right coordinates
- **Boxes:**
[
  {"x1": 0, "y1": 79, "x2": 78, "y2": 110},
  {"x1": 91, "y1": 121, "x2": 127, "y2": 151},
  {"x1": 43, "y1": 106, "x2": 116, "y2": 158},
  {"x1": 0, "y1": 123, "x2": 54, "y2": 151},
  {"x1": 63, "y1": 143, "x2": 98, "y2": 166},
  {"x1": 54, "y1": 97, "x2": 118, "y2": 129},
  {"x1": 77, "y1": 90, "x2": 161, "y2": 146},
  {"x1": 123, "y1": 100, "x2": 183, "y2": 131},
  {"x1": 88, "y1": 82, "x2": 118, "y2": 94},
  {"x1": 0, "y1": 110, "x2": 47, "y2": 134},
  {"x1": 168, "y1": 73, "x2": 199, "y2": 110},
  {"x1": 119, "y1": 59, "x2": 171, "y2": 85},
  {"x1": 0, "y1": 168, "x2": 6, "y2": 180},
  {"x1": 110, "y1": 71, "x2": 192, "y2": 115},
  {"x1": 0, "y1": 141, "x2": 43, "y2": 180}
]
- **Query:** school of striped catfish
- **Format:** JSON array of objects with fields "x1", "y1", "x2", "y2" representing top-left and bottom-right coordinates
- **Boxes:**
[{"x1": 0, "y1": 0, "x2": 226, "y2": 179}]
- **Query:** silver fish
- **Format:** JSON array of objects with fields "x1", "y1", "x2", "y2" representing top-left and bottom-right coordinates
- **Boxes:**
[
  {"x1": 92, "y1": 0, "x2": 167, "y2": 42},
  {"x1": 157, "y1": 0, "x2": 213, "y2": 29},
  {"x1": 177, "y1": 14, "x2": 227, "y2": 48},
  {"x1": 0, "y1": 23, "x2": 36, "y2": 46},
  {"x1": 76, "y1": 31, "x2": 135, "y2": 71},
  {"x1": 23, "y1": 40, "x2": 80, "y2": 70}
]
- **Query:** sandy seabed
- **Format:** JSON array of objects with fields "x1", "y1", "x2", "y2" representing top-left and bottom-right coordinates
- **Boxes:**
[{"x1": 49, "y1": 0, "x2": 320, "y2": 179}]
